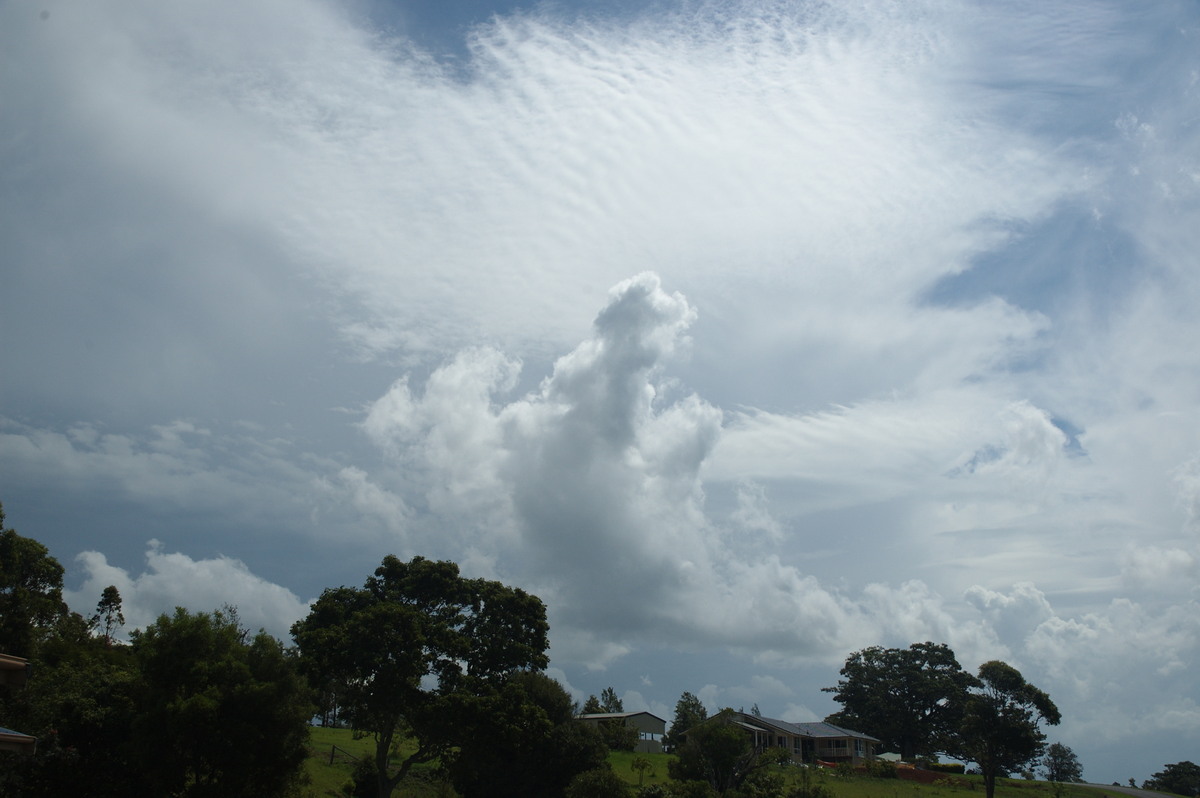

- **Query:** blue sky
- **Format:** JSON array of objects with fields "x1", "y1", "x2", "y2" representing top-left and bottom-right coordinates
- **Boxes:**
[{"x1": 2, "y1": 0, "x2": 1199, "y2": 784}]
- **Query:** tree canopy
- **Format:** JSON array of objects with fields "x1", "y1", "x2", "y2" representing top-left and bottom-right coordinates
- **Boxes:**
[
  {"x1": 666, "y1": 691, "x2": 708, "y2": 751},
  {"x1": 824, "y1": 641, "x2": 978, "y2": 760},
  {"x1": 291, "y1": 555, "x2": 550, "y2": 798},
  {"x1": 1042, "y1": 742, "x2": 1083, "y2": 783},
  {"x1": 0, "y1": 504, "x2": 69, "y2": 658},
  {"x1": 130, "y1": 606, "x2": 313, "y2": 798},
  {"x1": 668, "y1": 708, "x2": 790, "y2": 795},
  {"x1": 957, "y1": 660, "x2": 1060, "y2": 798},
  {"x1": 446, "y1": 670, "x2": 608, "y2": 798},
  {"x1": 1145, "y1": 761, "x2": 1200, "y2": 797}
]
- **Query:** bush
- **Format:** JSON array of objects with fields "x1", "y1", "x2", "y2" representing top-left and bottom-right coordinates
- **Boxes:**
[
  {"x1": 928, "y1": 763, "x2": 966, "y2": 775},
  {"x1": 666, "y1": 781, "x2": 719, "y2": 798},
  {"x1": 566, "y1": 767, "x2": 632, "y2": 798},
  {"x1": 637, "y1": 785, "x2": 672, "y2": 798},
  {"x1": 868, "y1": 760, "x2": 899, "y2": 778},
  {"x1": 341, "y1": 756, "x2": 377, "y2": 798}
]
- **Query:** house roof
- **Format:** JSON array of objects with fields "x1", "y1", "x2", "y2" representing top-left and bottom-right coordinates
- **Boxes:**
[
  {"x1": 738, "y1": 714, "x2": 880, "y2": 743},
  {"x1": 578, "y1": 711, "x2": 667, "y2": 723}
]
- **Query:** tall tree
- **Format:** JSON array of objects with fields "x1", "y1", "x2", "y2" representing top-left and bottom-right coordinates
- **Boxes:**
[
  {"x1": 666, "y1": 691, "x2": 709, "y2": 750},
  {"x1": 0, "y1": 504, "x2": 69, "y2": 658},
  {"x1": 1042, "y1": 742, "x2": 1083, "y2": 783},
  {"x1": 291, "y1": 555, "x2": 550, "y2": 798},
  {"x1": 957, "y1": 660, "x2": 1060, "y2": 798},
  {"x1": 91, "y1": 585, "x2": 125, "y2": 646},
  {"x1": 823, "y1": 641, "x2": 977, "y2": 759},
  {"x1": 131, "y1": 606, "x2": 312, "y2": 798},
  {"x1": 600, "y1": 686, "x2": 624, "y2": 712},
  {"x1": 1144, "y1": 762, "x2": 1200, "y2": 796}
]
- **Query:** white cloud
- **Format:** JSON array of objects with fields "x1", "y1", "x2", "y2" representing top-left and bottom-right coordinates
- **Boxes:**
[
  {"x1": 4, "y1": 0, "x2": 1200, "y2": 784},
  {"x1": 64, "y1": 542, "x2": 311, "y2": 642}
]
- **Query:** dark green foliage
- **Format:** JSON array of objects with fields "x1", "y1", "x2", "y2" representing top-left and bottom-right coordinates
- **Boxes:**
[
  {"x1": 130, "y1": 606, "x2": 313, "y2": 797},
  {"x1": 667, "y1": 691, "x2": 709, "y2": 750},
  {"x1": 0, "y1": 622, "x2": 140, "y2": 797},
  {"x1": 0, "y1": 504, "x2": 69, "y2": 658},
  {"x1": 343, "y1": 756, "x2": 380, "y2": 798},
  {"x1": 1042, "y1": 742, "x2": 1083, "y2": 783},
  {"x1": 1145, "y1": 761, "x2": 1200, "y2": 796},
  {"x1": 599, "y1": 717, "x2": 641, "y2": 751},
  {"x1": 666, "y1": 782, "x2": 719, "y2": 798},
  {"x1": 446, "y1": 670, "x2": 608, "y2": 798},
  {"x1": 583, "y1": 686, "x2": 624, "y2": 714},
  {"x1": 92, "y1": 584, "x2": 126, "y2": 645},
  {"x1": 669, "y1": 708, "x2": 787, "y2": 795},
  {"x1": 292, "y1": 555, "x2": 550, "y2": 798},
  {"x1": 824, "y1": 642, "x2": 978, "y2": 760},
  {"x1": 957, "y1": 660, "x2": 1060, "y2": 798},
  {"x1": 566, "y1": 766, "x2": 633, "y2": 798}
]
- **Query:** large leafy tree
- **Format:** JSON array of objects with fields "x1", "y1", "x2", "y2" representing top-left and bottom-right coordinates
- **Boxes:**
[
  {"x1": 0, "y1": 504, "x2": 69, "y2": 658},
  {"x1": 1145, "y1": 761, "x2": 1200, "y2": 796},
  {"x1": 823, "y1": 641, "x2": 978, "y2": 759},
  {"x1": 668, "y1": 708, "x2": 790, "y2": 795},
  {"x1": 666, "y1": 691, "x2": 708, "y2": 751},
  {"x1": 131, "y1": 607, "x2": 313, "y2": 798},
  {"x1": 446, "y1": 670, "x2": 608, "y2": 798},
  {"x1": 291, "y1": 555, "x2": 550, "y2": 798},
  {"x1": 1042, "y1": 742, "x2": 1083, "y2": 783},
  {"x1": 957, "y1": 660, "x2": 1060, "y2": 798}
]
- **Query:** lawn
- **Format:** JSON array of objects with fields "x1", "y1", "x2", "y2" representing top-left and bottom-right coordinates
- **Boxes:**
[
  {"x1": 302, "y1": 729, "x2": 1139, "y2": 798},
  {"x1": 302, "y1": 726, "x2": 448, "y2": 798}
]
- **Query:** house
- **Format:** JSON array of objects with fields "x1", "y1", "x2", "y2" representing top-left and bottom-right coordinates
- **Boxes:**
[
  {"x1": 0, "y1": 653, "x2": 36, "y2": 756},
  {"x1": 722, "y1": 712, "x2": 879, "y2": 766},
  {"x1": 578, "y1": 711, "x2": 667, "y2": 753}
]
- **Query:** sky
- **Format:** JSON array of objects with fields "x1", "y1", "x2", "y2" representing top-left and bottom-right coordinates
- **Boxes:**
[{"x1": 1, "y1": 0, "x2": 1198, "y2": 785}]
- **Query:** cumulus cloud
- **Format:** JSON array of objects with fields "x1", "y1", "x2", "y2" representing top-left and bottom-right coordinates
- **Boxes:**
[
  {"x1": 360, "y1": 273, "x2": 1018, "y2": 668},
  {"x1": 64, "y1": 542, "x2": 311, "y2": 642}
]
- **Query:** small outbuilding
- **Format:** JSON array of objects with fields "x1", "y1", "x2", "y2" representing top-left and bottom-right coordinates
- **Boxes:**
[{"x1": 578, "y1": 711, "x2": 667, "y2": 753}]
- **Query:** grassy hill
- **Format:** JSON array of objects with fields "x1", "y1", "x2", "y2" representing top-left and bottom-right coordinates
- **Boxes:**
[{"x1": 301, "y1": 726, "x2": 1135, "y2": 798}]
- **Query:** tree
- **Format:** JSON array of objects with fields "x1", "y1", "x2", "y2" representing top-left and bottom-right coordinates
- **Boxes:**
[
  {"x1": 666, "y1": 691, "x2": 709, "y2": 751},
  {"x1": 291, "y1": 555, "x2": 550, "y2": 798},
  {"x1": 130, "y1": 606, "x2": 312, "y2": 798},
  {"x1": 824, "y1": 641, "x2": 978, "y2": 760},
  {"x1": 1145, "y1": 762, "x2": 1200, "y2": 796},
  {"x1": 445, "y1": 670, "x2": 608, "y2": 798},
  {"x1": 0, "y1": 504, "x2": 69, "y2": 658},
  {"x1": 582, "y1": 686, "x2": 623, "y2": 714},
  {"x1": 669, "y1": 709, "x2": 790, "y2": 795},
  {"x1": 0, "y1": 599, "x2": 140, "y2": 798},
  {"x1": 1042, "y1": 742, "x2": 1083, "y2": 783},
  {"x1": 957, "y1": 660, "x2": 1060, "y2": 798},
  {"x1": 91, "y1": 585, "x2": 125, "y2": 646}
]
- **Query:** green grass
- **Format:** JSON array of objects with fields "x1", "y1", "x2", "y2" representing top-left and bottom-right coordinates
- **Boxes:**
[
  {"x1": 609, "y1": 750, "x2": 677, "y2": 788},
  {"x1": 301, "y1": 732, "x2": 1131, "y2": 798},
  {"x1": 301, "y1": 726, "x2": 449, "y2": 798}
]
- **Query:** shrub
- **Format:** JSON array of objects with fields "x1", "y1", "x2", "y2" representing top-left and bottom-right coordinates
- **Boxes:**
[
  {"x1": 928, "y1": 763, "x2": 966, "y2": 775},
  {"x1": 566, "y1": 767, "x2": 632, "y2": 798},
  {"x1": 667, "y1": 781, "x2": 719, "y2": 798},
  {"x1": 868, "y1": 760, "x2": 899, "y2": 778}
]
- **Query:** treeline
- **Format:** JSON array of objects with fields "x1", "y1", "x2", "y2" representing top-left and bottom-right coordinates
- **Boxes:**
[{"x1": 0, "y1": 504, "x2": 616, "y2": 798}]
